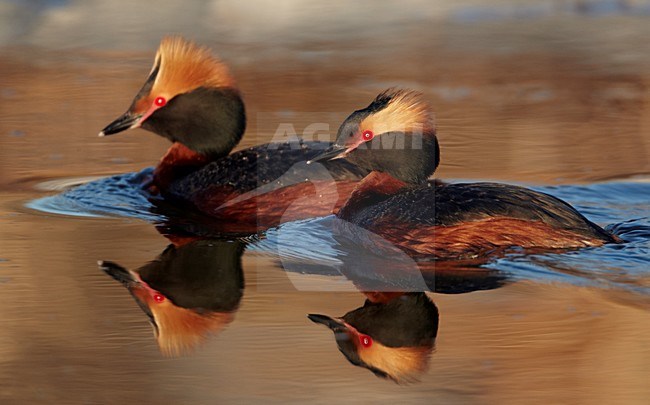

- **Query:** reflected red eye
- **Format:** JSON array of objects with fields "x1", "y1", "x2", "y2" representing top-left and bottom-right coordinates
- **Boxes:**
[
  {"x1": 153, "y1": 294, "x2": 165, "y2": 303},
  {"x1": 154, "y1": 97, "x2": 167, "y2": 107},
  {"x1": 359, "y1": 334, "x2": 373, "y2": 348},
  {"x1": 362, "y1": 130, "x2": 374, "y2": 141}
]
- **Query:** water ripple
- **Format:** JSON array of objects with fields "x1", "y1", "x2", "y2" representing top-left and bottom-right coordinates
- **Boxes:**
[
  {"x1": 26, "y1": 174, "x2": 650, "y2": 295},
  {"x1": 26, "y1": 168, "x2": 164, "y2": 222}
]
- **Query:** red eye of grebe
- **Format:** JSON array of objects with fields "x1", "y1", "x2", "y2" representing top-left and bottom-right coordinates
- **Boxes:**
[
  {"x1": 153, "y1": 294, "x2": 165, "y2": 303},
  {"x1": 154, "y1": 97, "x2": 167, "y2": 107},
  {"x1": 359, "y1": 334, "x2": 373, "y2": 348},
  {"x1": 362, "y1": 130, "x2": 374, "y2": 141}
]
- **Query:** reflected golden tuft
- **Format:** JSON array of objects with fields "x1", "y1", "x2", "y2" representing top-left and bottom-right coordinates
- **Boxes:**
[
  {"x1": 152, "y1": 303, "x2": 234, "y2": 357},
  {"x1": 131, "y1": 287, "x2": 234, "y2": 357},
  {"x1": 358, "y1": 341, "x2": 434, "y2": 383}
]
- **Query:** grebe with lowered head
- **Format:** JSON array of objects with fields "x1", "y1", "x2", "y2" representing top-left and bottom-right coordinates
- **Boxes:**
[{"x1": 309, "y1": 89, "x2": 621, "y2": 259}]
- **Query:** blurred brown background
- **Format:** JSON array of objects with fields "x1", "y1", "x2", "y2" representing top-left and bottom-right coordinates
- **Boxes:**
[{"x1": 1, "y1": 0, "x2": 649, "y2": 187}]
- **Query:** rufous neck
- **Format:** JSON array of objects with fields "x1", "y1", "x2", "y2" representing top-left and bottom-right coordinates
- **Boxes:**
[{"x1": 338, "y1": 171, "x2": 408, "y2": 221}]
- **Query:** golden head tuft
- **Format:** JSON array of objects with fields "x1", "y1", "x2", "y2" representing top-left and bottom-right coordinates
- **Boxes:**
[
  {"x1": 360, "y1": 89, "x2": 435, "y2": 136},
  {"x1": 150, "y1": 36, "x2": 236, "y2": 99}
]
